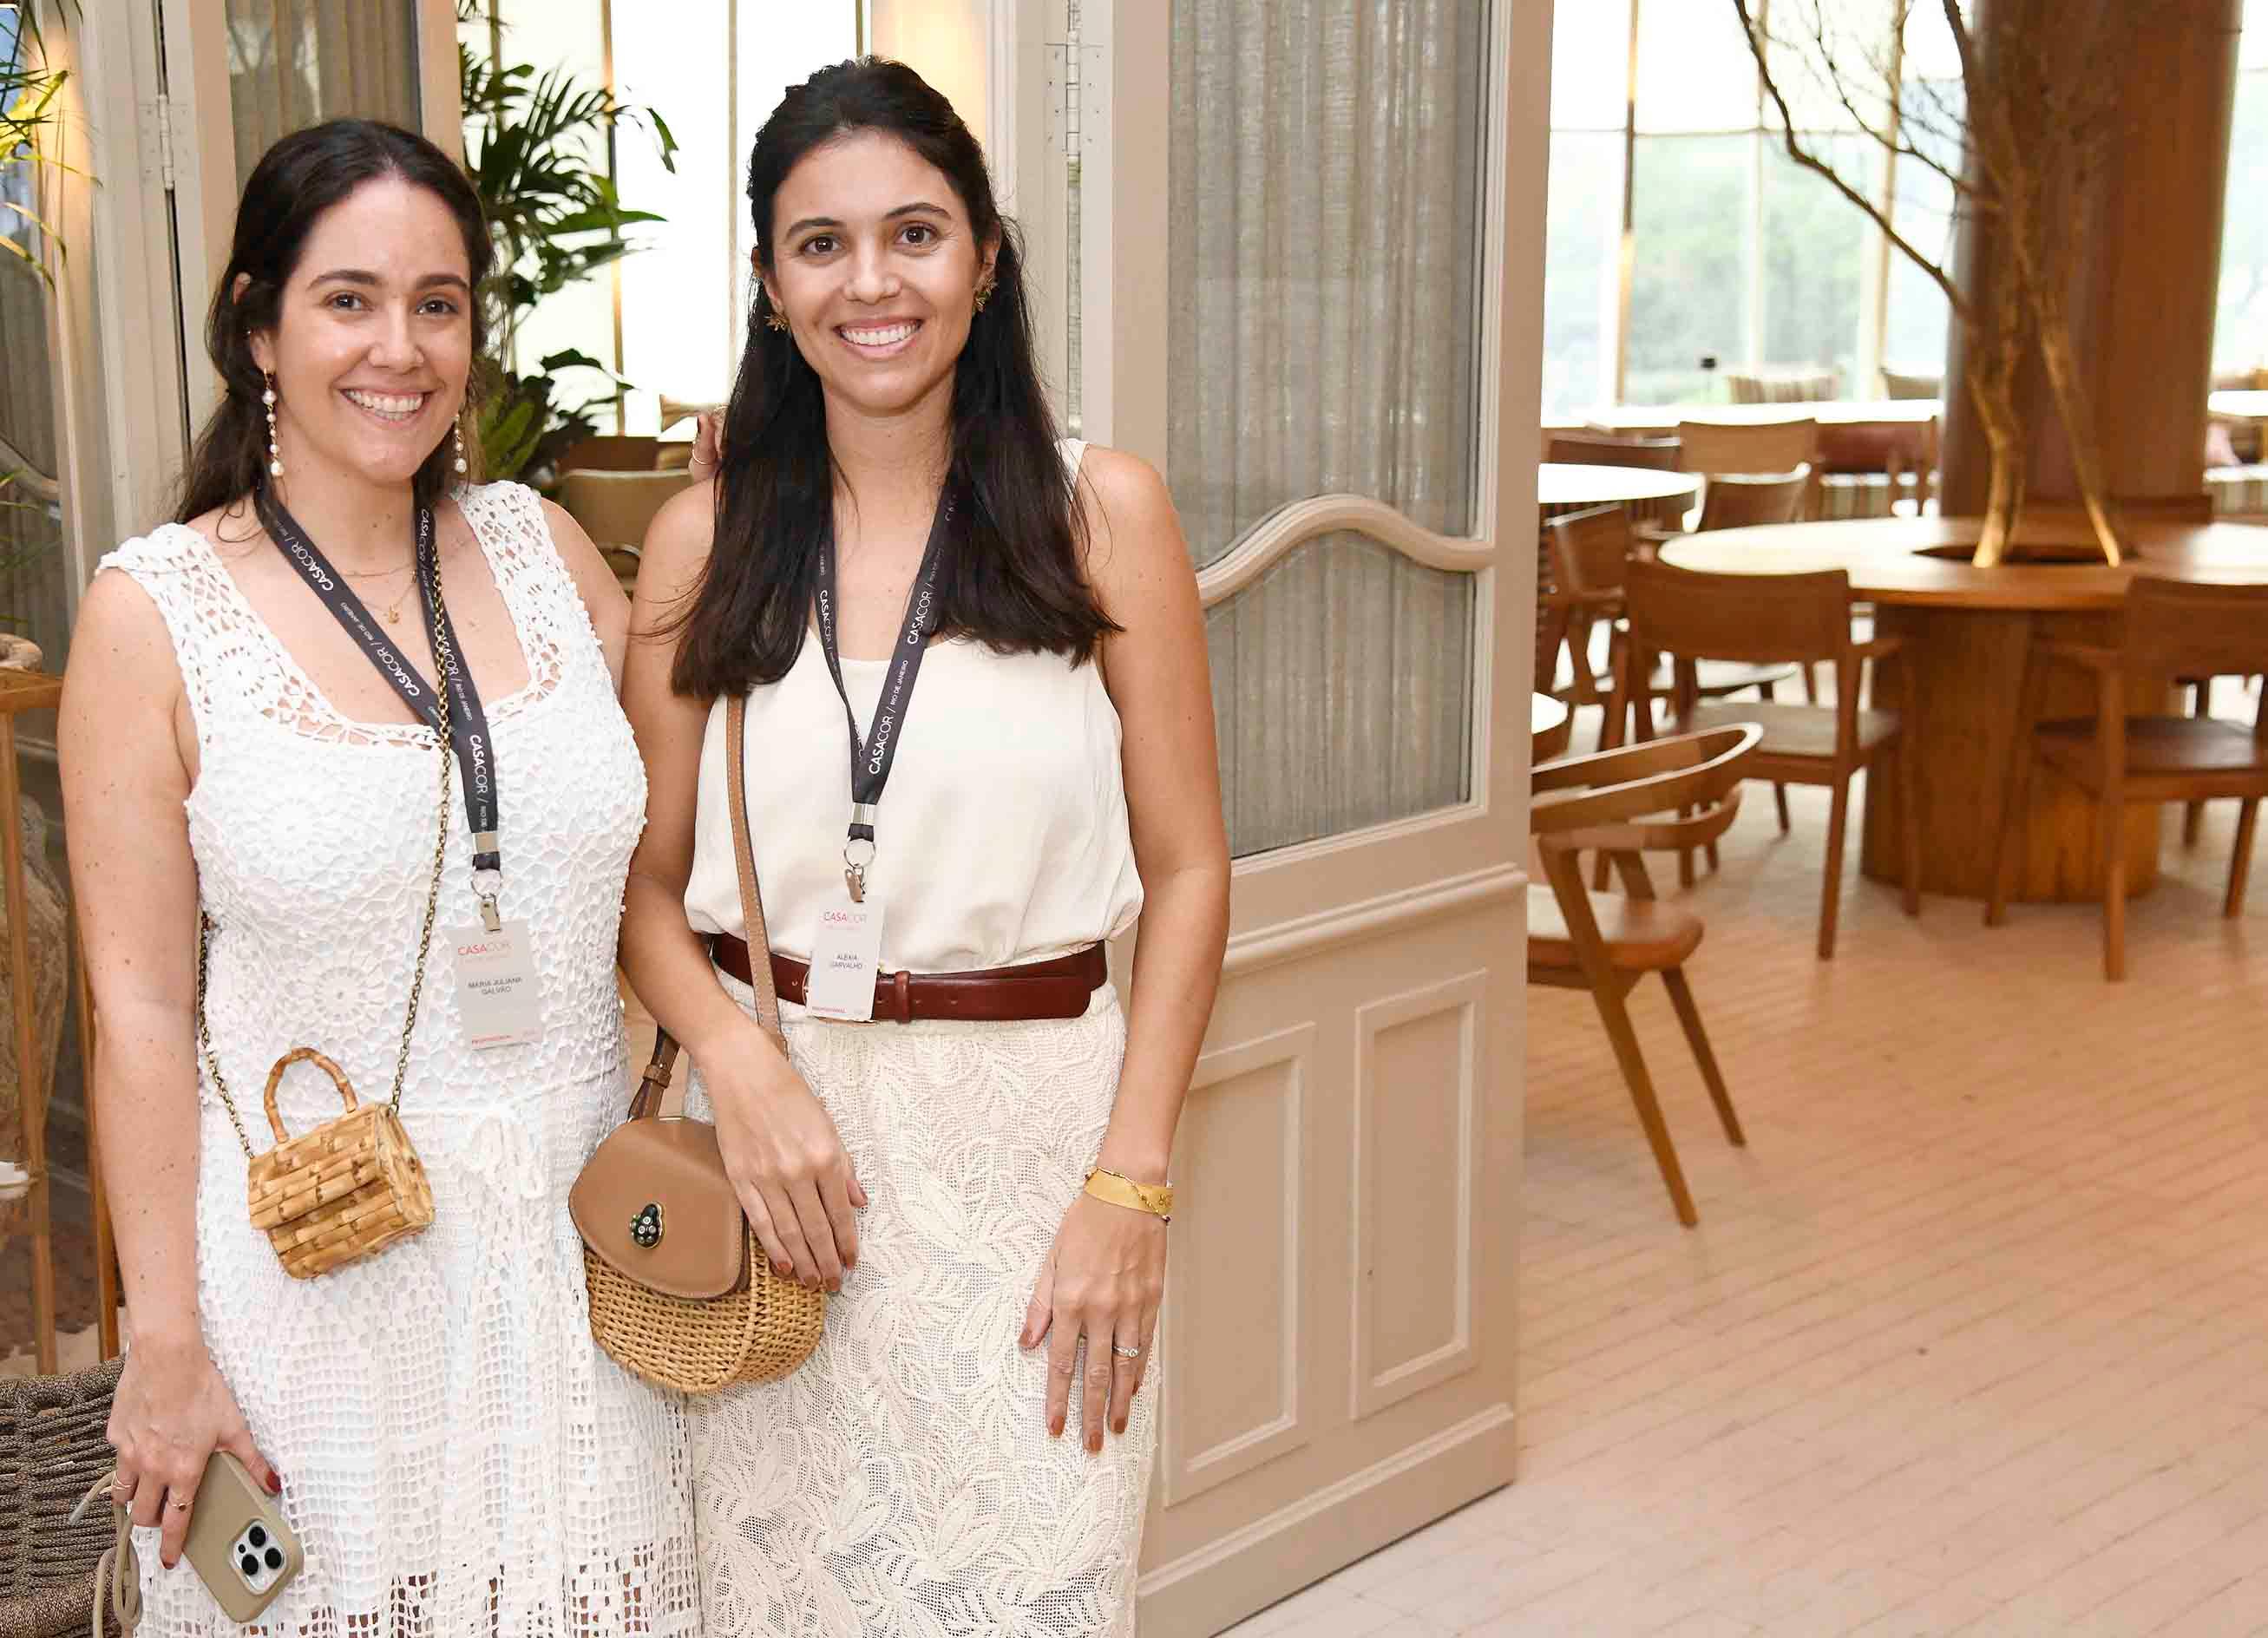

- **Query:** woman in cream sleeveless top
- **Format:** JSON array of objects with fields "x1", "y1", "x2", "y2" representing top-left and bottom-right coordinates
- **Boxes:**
[{"x1": 619, "y1": 61, "x2": 1229, "y2": 1637}]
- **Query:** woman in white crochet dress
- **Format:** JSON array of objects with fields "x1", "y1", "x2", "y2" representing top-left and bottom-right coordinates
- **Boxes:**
[
  {"x1": 60, "y1": 121, "x2": 697, "y2": 1634},
  {"x1": 620, "y1": 60, "x2": 1229, "y2": 1636}
]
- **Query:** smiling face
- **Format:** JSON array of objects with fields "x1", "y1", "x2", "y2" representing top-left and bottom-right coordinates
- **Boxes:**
[
  {"x1": 762, "y1": 129, "x2": 996, "y2": 424},
  {"x1": 246, "y1": 176, "x2": 475, "y2": 493}
]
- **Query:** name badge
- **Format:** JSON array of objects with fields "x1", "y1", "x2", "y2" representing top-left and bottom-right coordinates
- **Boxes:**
[
  {"x1": 803, "y1": 894, "x2": 885, "y2": 1022},
  {"x1": 449, "y1": 918, "x2": 541, "y2": 1049}
]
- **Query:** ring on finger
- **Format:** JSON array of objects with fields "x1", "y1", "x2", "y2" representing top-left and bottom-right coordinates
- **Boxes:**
[
  {"x1": 1111, "y1": 1342, "x2": 1142, "y2": 1360},
  {"x1": 166, "y1": 1497, "x2": 191, "y2": 1514}
]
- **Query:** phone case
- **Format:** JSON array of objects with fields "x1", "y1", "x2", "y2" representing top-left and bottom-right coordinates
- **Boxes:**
[{"x1": 180, "y1": 1451, "x2": 302, "y2": 1622}]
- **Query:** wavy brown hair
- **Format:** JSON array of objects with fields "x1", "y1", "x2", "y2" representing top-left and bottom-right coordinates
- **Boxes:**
[
  {"x1": 175, "y1": 120, "x2": 494, "y2": 526},
  {"x1": 665, "y1": 58, "x2": 1116, "y2": 700}
]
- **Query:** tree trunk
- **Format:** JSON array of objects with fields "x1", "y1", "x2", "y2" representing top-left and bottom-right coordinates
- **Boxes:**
[
  {"x1": 1964, "y1": 313, "x2": 2029, "y2": 567},
  {"x1": 2032, "y1": 301, "x2": 2127, "y2": 567}
]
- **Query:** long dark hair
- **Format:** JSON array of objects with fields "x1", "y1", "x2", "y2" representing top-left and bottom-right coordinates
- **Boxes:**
[
  {"x1": 175, "y1": 120, "x2": 494, "y2": 526},
  {"x1": 668, "y1": 57, "x2": 1115, "y2": 699}
]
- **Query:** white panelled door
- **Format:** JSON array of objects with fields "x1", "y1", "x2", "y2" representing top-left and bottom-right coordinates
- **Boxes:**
[{"x1": 1019, "y1": 1, "x2": 1552, "y2": 1631}]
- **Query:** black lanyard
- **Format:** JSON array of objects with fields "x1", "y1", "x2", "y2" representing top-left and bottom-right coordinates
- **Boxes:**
[
  {"x1": 810, "y1": 494, "x2": 954, "y2": 902},
  {"x1": 257, "y1": 485, "x2": 505, "y2": 930}
]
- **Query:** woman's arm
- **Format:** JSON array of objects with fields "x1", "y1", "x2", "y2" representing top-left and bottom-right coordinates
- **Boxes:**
[
  {"x1": 617, "y1": 482, "x2": 866, "y2": 1292},
  {"x1": 1021, "y1": 446, "x2": 1229, "y2": 1451},
  {"x1": 1080, "y1": 447, "x2": 1230, "y2": 1181},
  {"x1": 60, "y1": 571, "x2": 277, "y2": 1565},
  {"x1": 538, "y1": 498, "x2": 632, "y2": 691}
]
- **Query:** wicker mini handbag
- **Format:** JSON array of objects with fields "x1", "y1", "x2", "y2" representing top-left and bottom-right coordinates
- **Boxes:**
[
  {"x1": 193, "y1": 593, "x2": 456, "y2": 1281},
  {"x1": 570, "y1": 694, "x2": 823, "y2": 1393}
]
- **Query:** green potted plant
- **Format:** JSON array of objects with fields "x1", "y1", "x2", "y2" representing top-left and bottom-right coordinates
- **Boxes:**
[{"x1": 457, "y1": 4, "x2": 677, "y2": 487}]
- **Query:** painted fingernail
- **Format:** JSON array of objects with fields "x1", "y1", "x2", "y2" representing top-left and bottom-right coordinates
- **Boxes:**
[
  {"x1": 267, "y1": 1473, "x2": 282, "y2": 1495},
  {"x1": 1113, "y1": 1419, "x2": 1126, "y2": 1435},
  {"x1": 775, "y1": 1261, "x2": 792, "y2": 1277},
  {"x1": 826, "y1": 1279, "x2": 841, "y2": 1294}
]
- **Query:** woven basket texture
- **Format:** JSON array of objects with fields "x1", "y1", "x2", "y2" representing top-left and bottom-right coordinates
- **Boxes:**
[
  {"x1": 584, "y1": 1235, "x2": 822, "y2": 1393},
  {"x1": 0, "y1": 1359, "x2": 122, "y2": 1637}
]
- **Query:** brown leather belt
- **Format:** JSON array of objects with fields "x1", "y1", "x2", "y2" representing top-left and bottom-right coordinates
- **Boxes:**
[{"x1": 711, "y1": 935, "x2": 1107, "y2": 1025}]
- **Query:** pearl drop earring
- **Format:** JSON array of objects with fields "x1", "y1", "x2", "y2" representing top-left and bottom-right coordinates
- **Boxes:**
[
  {"x1": 263, "y1": 373, "x2": 283, "y2": 478},
  {"x1": 452, "y1": 420, "x2": 469, "y2": 475}
]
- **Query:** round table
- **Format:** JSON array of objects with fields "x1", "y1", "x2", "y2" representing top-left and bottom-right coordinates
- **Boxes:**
[
  {"x1": 1532, "y1": 691, "x2": 1571, "y2": 763},
  {"x1": 1538, "y1": 462, "x2": 1701, "y2": 517},
  {"x1": 1659, "y1": 512, "x2": 2268, "y2": 902}
]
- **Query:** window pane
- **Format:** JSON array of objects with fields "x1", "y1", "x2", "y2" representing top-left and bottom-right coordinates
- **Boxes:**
[
  {"x1": 2245, "y1": 0, "x2": 2268, "y2": 72},
  {"x1": 1760, "y1": 139, "x2": 1870, "y2": 386},
  {"x1": 1627, "y1": 134, "x2": 1751, "y2": 403},
  {"x1": 1554, "y1": 0, "x2": 1630, "y2": 130},
  {"x1": 1544, "y1": 131, "x2": 1624, "y2": 418},
  {"x1": 1884, "y1": 75, "x2": 1959, "y2": 389},
  {"x1": 1634, "y1": 0, "x2": 1757, "y2": 134},
  {"x1": 225, "y1": 0, "x2": 420, "y2": 183},
  {"x1": 1170, "y1": 0, "x2": 1488, "y2": 857},
  {"x1": 2217, "y1": 70, "x2": 2268, "y2": 372},
  {"x1": 1760, "y1": 0, "x2": 1899, "y2": 134}
]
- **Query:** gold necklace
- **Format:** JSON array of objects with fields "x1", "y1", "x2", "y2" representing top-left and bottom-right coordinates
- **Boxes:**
[{"x1": 341, "y1": 562, "x2": 417, "y2": 625}]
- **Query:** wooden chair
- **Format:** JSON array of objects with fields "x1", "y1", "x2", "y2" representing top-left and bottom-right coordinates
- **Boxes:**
[
  {"x1": 1531, "y1": 725, "x2": 1761, "y2": 1227},
  {"x1": 1547, "y1": 507, "x2": 1799, "y2": 790},
  {"x1": 1675, "y1": 417, "x2": 1819, "y2": 481},
  {"x1": 1985, "y1": 577, "x2": 2268, "y2": 980},
  {"x1": 1880, "y1": 367, "x2": 1942, "y2": 400},
  {"x1": 1693, "y1": 465, "x2": 1813, "y2": 532},
  {"x1": 1616, "y1": 557, "x2": 1922, "y2": 958},
  {"x1": 1548, "y1": 431, "x2": 1683, "y2": 471}
]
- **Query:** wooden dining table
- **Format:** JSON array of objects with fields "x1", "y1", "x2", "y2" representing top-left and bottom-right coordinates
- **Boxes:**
[
  {"x1": 1659, "y1": 511, "x2": 2268, "y2": 901},
  {"x1": 1581, "y1": 400, "x2": 1941, "y2": 437}
]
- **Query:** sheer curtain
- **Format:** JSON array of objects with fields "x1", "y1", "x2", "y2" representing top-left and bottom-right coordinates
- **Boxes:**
[
  {"x1": 1168, "y1": 0, "x2": 1490, "y2": 859},
  {"x1": 224, "y1": 0, "x2": 421, "y2": 183}
]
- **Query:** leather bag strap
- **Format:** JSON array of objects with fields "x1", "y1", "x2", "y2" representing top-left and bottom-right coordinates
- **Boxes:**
[{"x1": 632, "y1": 691, "x2": 785, "y2": 1118}]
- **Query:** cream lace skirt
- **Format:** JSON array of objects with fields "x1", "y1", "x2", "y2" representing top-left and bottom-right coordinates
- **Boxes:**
[{"x1": 685, "y1": 980, "x2": 1154, "y2": 1636}]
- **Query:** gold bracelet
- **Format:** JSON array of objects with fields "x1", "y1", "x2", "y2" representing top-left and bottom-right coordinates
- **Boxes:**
[{"x1": 1084, "y1": 1168, "x2": 1174, "y2": 1222}]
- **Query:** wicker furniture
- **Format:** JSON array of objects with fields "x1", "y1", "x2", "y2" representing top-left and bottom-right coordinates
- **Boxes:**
[{"x1": 0, "y1": 1359, "x2": 123, "y2": 1637}]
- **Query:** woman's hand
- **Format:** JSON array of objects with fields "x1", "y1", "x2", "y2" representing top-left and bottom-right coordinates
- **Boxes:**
[
  {"x1": 685, "y1": 411, "x2": 724, "y2": 485},
  {"x1": 703, "y1": 1023, "x2": 867, "y2": 1291},
  {"x1": 1020, "y1": 1192, "x2": 1166, "y2": 1451},
  {"x1": 108, "y1": 1333, "x2": 278, "y2": 1569}
]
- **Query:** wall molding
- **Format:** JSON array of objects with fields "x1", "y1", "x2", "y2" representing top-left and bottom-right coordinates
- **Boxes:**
[
  {"x1": 1222, "y1": 862, "x2": 1526, "y2": 980},
  {"x1": 1196, "y1": 493, "x2": 1499, "y2": 608}
]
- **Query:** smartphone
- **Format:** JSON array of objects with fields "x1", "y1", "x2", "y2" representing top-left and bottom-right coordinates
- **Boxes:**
[{"x1": 180, "y1": 1452, "x2": 302, "y2": 1622}]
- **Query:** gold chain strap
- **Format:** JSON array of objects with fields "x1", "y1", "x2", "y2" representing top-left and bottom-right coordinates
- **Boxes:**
[{"x1": 195, "y1": 547, "x2": 461, "y2": 1162}]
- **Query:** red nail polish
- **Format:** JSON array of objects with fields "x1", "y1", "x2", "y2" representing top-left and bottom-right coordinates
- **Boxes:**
[{"x1": 267, "y1": 1474, "x2": 282, "y2": 1495}]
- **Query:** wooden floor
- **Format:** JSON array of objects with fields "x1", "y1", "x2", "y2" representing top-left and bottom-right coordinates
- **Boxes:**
[{"x1": 1227, "y1": 759, "x2": 2268, "y2": 1637}]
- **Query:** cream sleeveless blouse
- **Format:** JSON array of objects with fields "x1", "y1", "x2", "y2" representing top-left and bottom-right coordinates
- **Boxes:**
[{"x1": 684, "y1": 441, "x2": 1144, "y2": 971}]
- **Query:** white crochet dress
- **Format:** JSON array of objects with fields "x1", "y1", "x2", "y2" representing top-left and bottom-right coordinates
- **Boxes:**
[
  {"x1": 100, "y1": 482, "x2": 698, "y2": 1636},
  {"x1": 679, "y1": 442, "x2": 1157, "y2": 1635}
]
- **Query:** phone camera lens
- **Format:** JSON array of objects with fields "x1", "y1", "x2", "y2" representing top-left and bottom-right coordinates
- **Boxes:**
[
  {"x1": 264, "y1": 1547, "x2": 284, "y2": 1569},
  {"x1": 248, "y1": 1526, "x2": 267, "y2": 1548},
  {"x1": 239, "y1": 1555, "x2": 260, "y2": 1580}
]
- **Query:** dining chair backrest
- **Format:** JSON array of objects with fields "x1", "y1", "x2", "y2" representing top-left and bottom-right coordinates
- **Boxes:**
[
  {"x1": 2123, "y1": 575, "x2": 2268, "y2": 694},
  {"x1": 1725, "y1": 369, "x2": 1837, "y2": 405},
  {"x1": 1623, "y1": 555, "x2": 1853, "y2": 668},
  {"x1": 1880, "y1": 369, "x2": 1941, "y2": 400},
  {"x1": 1550, "y1": 431, "x2": 1683, "y2": 470},
  {"x1": 1675, "y1": 417, "x2": 1818, "y2": 478},
  {"x1": 1546, "y1": 503, "x2": 1636, "y2": 600},
  {"x1": 1531, "y1": 725, "x2": 1761, "y2": 840},
  {"x1": 1694, "y1": 465, "x2": 1812, "y2": 532}
]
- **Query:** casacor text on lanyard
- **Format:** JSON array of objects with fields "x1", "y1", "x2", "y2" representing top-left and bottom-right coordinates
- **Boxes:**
[
  {"x1": 798, "y1": 491, "x2": 955, "y2": 1022},
  {"x1": 257, "y1": 483, "x2": 544, "y2": 1050},
  {"x1": 810, "y1": 492, "x2": 955, "y2": 903}
]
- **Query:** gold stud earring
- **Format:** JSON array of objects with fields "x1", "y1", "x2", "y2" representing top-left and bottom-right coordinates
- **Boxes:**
[
  {"x1": 765, "y1": 311, "x2": 790, "y2": 332},
  {"x1": 262, "y1": 372, "x2": 284, "y2": 478},
  {"x1": 973, "y1": 285, "x2": 993, "y2": 314}
]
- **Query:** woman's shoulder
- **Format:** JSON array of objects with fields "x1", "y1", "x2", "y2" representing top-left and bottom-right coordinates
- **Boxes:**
[
  {"x1": 1065, "y1": 444, "x2": 1183, "y2": 586},
  {"x1": 97, "y1": 517, "x2": 209, "y2": 581}
]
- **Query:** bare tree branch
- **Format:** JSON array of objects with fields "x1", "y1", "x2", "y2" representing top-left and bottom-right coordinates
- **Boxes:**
[{"x1": 1733, "y1": 0, "x2": 1971, "y2": 318}]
